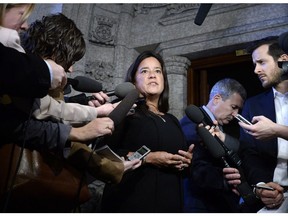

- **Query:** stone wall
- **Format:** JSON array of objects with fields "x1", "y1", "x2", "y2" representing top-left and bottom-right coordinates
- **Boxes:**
[{"x1": 29, "y1": 3, "x2": 288, "y2": 119}]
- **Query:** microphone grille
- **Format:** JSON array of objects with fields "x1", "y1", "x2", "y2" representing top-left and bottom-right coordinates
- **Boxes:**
[
  {"x1": 185, "y1": 105, "x2": 204, "y2": 124},
  {"x1": 73, "y1": 76, "x2": 103, "y2": 93},
  {"x1": 115, "y1": 82, "x2": 135, "y2": 98},
  {"x1": 108, "y1": 88, "x2": 139, "y2": 126}
]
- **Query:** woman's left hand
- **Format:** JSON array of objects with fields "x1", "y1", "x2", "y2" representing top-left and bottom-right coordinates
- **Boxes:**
[{"x1": 176, "y1": 144, "x2": 194, "y2": 171}]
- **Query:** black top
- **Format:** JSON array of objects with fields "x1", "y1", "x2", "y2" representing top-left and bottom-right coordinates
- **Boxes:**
[{"x1": 101, "y1": 108, "x2": 187, "y2": 213}]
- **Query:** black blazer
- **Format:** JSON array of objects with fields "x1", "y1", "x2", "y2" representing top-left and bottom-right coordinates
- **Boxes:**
[
  {"x1": 239, "y1": 89, "x2": 278, "y2": 185},
  {"x1": 0, "y1": 43, "x2": 50, "y2": 98}
]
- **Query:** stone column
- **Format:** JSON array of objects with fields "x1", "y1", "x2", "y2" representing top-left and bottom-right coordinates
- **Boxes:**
[
  {"x1": 164, "y1": 56, "x2": 191, "y2": 119},
  {"x1": 114, "y1": 4, "x2": 135, "y2": 83}
]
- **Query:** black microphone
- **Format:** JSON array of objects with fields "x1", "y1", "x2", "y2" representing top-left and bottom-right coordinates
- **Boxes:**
[
  {"x1": 198, "y1": 127, "x2": 225, "y2": 158},
  {"x1": 279, "y1": 31, "x2": 288, "y2": 53},
  {"x1": 91, "y1": 88, "x2": 139, "y2": 149},
  {"x1": 198, "y1": 127, "x2": 257, "y2": 205},
  {"x1": 66, "y1": 82, "x2": 135, "y2": 105},
  {"x1": 185, "y1": 105, "x2": 241, "y2": 152},
  {"x1": 278, "y1": 32, "x2": 288, "y2": 75},
  {"x1": 185, "y1": 104, "x2": 205, "y2": 124},
  {"x1": 67, "y1": 76, "x2": 103, "y2": 93},
  {"x1": 185, "y1": 104, "x2": 215, "y2": 126},
  {"x1": 104, "y1": 82, "x2": 135, "y2": 98},
  {"x1": 108, "y1": 88, "x2": 139, "y2": 126},
  {"x1": 194, "y1": 4, "x2": 212, "y2": 26}
]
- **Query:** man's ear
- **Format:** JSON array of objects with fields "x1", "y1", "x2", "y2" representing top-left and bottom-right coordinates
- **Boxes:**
[{"x1": 213, "y1": 94, "x2": 222, "y2": 105}]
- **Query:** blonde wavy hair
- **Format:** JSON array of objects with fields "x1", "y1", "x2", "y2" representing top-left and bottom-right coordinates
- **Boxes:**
[{"x1": 0, "y1": 4, "x2": 35, "y2": 26}]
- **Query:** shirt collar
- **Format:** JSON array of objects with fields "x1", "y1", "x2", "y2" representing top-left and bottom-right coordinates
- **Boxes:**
[
  {"x1": 273, "y1": 87, "x2": 288, "y2": 99},
  {"x1": 202, "y1": 105, "x2": 216, "y2": 122}
]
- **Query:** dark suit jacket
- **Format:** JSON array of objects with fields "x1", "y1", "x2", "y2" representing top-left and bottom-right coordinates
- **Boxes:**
[
  {"x1": 180, "y1": 108, "x2": 241, "y2": 213},
  {"x1": 239, "y1": 89, "x2": 277, "y2": 187},
  {"x1": 239, "y1": 89, "x2": 278, "y2": 212},
  {"x1": 0, "y1": 43, "x2": 50, "y2": 98},
  {"x1": 0, "y1": 43, "x2": 68, "y2": 148}
]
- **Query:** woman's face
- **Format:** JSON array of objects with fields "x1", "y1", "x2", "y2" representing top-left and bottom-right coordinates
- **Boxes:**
[
  {"x1": 134, "y1": 57, "x2": 164, "y2": 98},
  {"x1": 2, "y1": 5, "x2": 30, "y2": 32}
]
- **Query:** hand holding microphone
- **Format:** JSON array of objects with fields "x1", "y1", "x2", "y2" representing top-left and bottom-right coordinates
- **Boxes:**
[
  {"x1": 185, "y1": 105, "x2": 257, "y2": 205},
  {"x1": 66, "y1": 76, "x2": 136, "y2": 105}
]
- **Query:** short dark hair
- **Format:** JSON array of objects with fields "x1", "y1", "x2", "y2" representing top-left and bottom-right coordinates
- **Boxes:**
[
  {"x1": 21, "y1": 13, "x2": 85, "y2": 71},
  {"x1": 246, "y1": 36, "x2": 285, "y2": 62},
  {"x1": 125, "y1": 50, "x2": 169, "y2": 113}
]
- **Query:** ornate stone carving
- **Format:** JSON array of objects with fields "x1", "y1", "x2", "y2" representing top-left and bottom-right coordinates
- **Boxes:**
[
  {"x1": 88, "y1": 15, "x2": 117, "y2": 46},
  {"x1": 164, "y1": 4, "x2": 199, "y2": 17},
  {"x1": 133, "y1": 4, "x2": 166, "y2": 15},
  {"x1": 85, "y1": 60, "x2": 115, "y2": 90}
]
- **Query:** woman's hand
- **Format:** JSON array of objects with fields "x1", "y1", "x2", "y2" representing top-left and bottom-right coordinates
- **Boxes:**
[
  {"x1": 177, "y1": 144, "x2": 194, "y2": 170},
  {"x1": 144, "y1": 145, "x2": 194, "y2": 171}
]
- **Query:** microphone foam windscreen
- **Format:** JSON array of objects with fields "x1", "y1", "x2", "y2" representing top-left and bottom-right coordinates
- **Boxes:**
[
  {"x1": 198, "y1": 127, "x2": 225, "y2": 158},
  {"x1": 114, "y1": 82, "x2": 135, "y2": 98},
  {"x1": 279, "y1": 31, "x2": 288, "y2": 54},
  {"x1": 185, "y1": 104, "x2": 204, "y2": 124},
  {"x1": 73, "y1": 76, "x2": 103, "y2": 93},
  {"x1": 108, "y1": 88, "x2": 139, "y2": 126}
]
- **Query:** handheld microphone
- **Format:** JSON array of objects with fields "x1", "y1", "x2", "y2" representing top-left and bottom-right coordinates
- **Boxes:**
[
  {"x1": 91, "y1": 88, "x2": 139, "y2": 149},
  {"x1": 198, "y1": 127, "x2": 225, "y2": 158},
  {"x1": 185, "y1": 104, "x2": 205, "y2": 124},
  {"x1": 67, "y1": 76, "x2": 103, "y2": 93},
  {"x1": 108, "y1": 88, "x2": 139, "y2": 126},
  {"x1": 66, "y1": 81, "x2": 136, "y2": 105},
  {"x1": 103, "y1": 82, "x2": 135, "y2": 98},
  {"x1": 185, "y1": 104, "x2": 214, "y2": 126},
  {"x1": 185, "y1": 104, "x2": 240, "y2": 152},
  {"x1": 198, "y1": 127, "x2": 256, "y2": 205}
]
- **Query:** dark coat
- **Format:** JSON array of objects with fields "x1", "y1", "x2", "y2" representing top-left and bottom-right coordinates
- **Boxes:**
[
  {"x1": 0, "y1": 43, "x2": 50, "y2": 97},
  {"x1": 239, "y1": 89, "x2": 278, "y2": 212},
  {"x1": 101, "y1": 108, "x2": 188, "y2": 213}
]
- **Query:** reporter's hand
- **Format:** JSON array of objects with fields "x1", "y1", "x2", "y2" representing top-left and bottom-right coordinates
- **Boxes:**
[
  {"x1": 206, "y1": 120, "x2": 226, "y2": 142},
  {"x1": 46, "y1": 59, "x2": 67, "y2": 90},
  {"x1": 255, "y1": 182, "x2": 285, "y2": 209},
  {"x1": 223, "y1": 167, "x2": 241, "y2": 195},
  {"x1": 95, "y1": 101, "x2": 120, "y2": 117},
  {"x1": 69, "y1": 117, "x2": 114, "y2": 142},
  {"x1": 239, "y1": 116, "x2": 277, "y2": 140},
  {"x1": 88, "y1": 91, "x2": 110, "y2": 107},
  {"x1": 123, "y1": 159, "x2": 142, "y2": 172}
]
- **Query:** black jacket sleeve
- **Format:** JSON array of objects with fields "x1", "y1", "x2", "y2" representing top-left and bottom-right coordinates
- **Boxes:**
[
  {"x1": 0, "y1": 43, "x2": 50, "y2": 97},
  {"x1": 13, "y1": 118, "x2": 72, "y2": 152}
]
